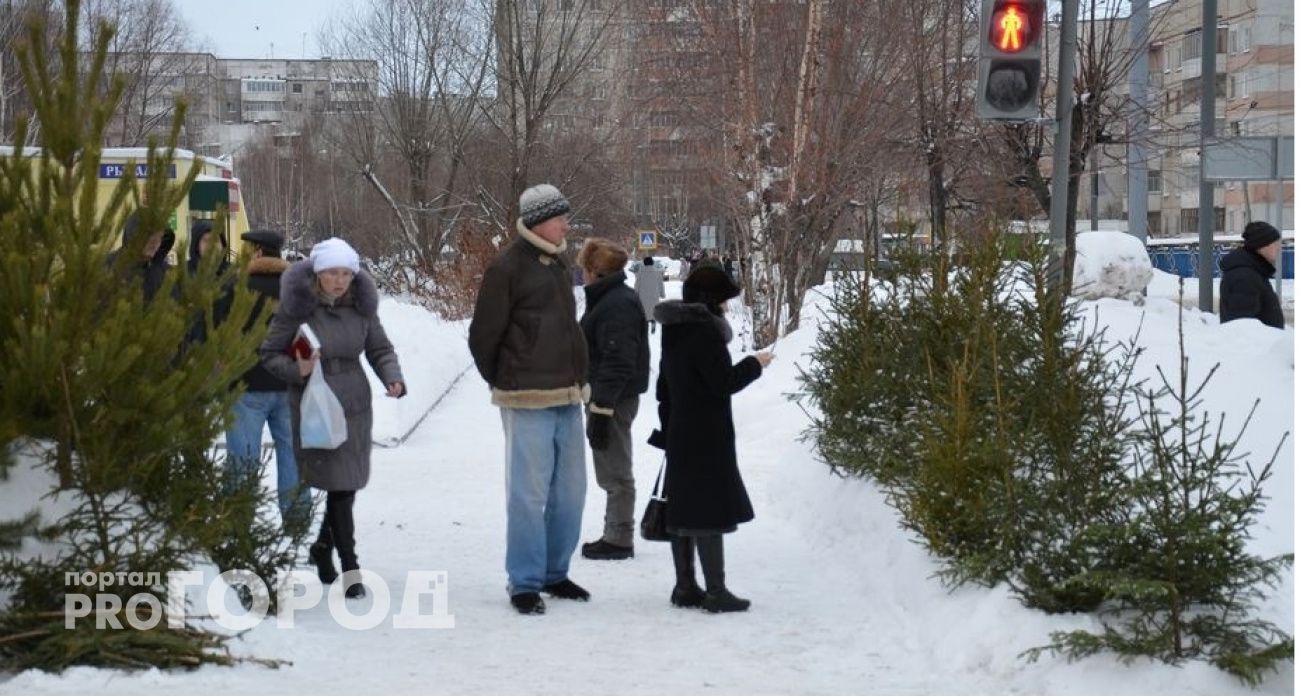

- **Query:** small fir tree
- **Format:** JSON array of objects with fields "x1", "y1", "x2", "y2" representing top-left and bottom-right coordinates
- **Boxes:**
[
  {"x1": 1034, "y1": 289, "x2": 1293, "y2": 686},
  {"x1": 0, "y1": 0, "x2": 296, "y2": 670}
]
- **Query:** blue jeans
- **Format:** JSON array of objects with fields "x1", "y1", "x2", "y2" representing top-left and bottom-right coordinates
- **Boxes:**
[
  {"x1": 226, "y1": 390, "x2": 311, "y2": 525},
  {"x1": 501, "y1": 404, "x2": 587, "y2": 596}
]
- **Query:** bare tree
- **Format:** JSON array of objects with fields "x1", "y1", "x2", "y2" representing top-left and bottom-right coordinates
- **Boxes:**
[
  {"x1": 487, "y1": 0, "x2": 617, "y2": 223},
  {"x1": 671, "y1": 0, "x2": 910, "y2": 345},
  {"x1": 82, "y1": 0, "x2": 196, "y2": 147},
  {"x1": 0, "y1": 0, "x2": 62, "y2": 143},
  {"x1": 320, "y1": 0, "x2": 495, "y2": 274},
  {"x1": 996, "y1": 0, "x2": 1160, "y2": 291}
]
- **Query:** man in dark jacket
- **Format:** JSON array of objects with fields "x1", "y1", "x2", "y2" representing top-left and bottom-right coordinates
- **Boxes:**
[
  {"x1": 1220, "y1": 220, "x2": 1285, "y2": 329},
  {"x1": 468, "y1": 183, "x2": 591, "y2": 615},
  {"x1": 576, "y1": 238, "x2": 650, "y2": 561},
  {"x1": 109, "y1": 211, "x2": 174, "y2": 303},
  {"x1": 224, "y1": 229, "x2": 311, "y2": 529}
]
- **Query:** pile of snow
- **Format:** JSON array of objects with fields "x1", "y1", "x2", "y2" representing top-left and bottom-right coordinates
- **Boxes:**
[{"x1": 1072, "y1": 230, "x2": 1154, "y2": 301}]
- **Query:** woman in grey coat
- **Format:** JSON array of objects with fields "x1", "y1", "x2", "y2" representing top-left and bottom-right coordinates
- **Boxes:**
[
  {"x1": 260, "y1": 237, "x2": 405, "y2": 599},
  {"x1": 632, "y1": 256, "x2": 666, "y2": 334}
]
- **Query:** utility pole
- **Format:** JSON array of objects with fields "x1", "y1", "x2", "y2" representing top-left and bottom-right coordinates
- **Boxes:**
[
  {"x1": 1048, "y1": 0, "x2": 1081, "y2": 287},
  {"x1": 1197, "y1": 0, "x2": 1217, "y2": 312},
  {"x1": 1127, "y1": 0, "x2": 1149, "y2": 244}
]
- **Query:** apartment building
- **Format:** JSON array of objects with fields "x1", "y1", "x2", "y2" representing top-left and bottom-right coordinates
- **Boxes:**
[
  {"x1": 100, "y1": 53, "x2": 377, "y2": 156},
  {"x1": 1080, "y1": 0, "x2": 1293, "y2": 237}
]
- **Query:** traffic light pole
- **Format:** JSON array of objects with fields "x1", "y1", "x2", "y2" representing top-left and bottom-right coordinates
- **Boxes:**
[
  {"x1": 1197, "y1": 0, "x2": 1217, "y2": 312},
  {"x1": 1048, "y1": 0, "x2": 1080, "y2": 288}
]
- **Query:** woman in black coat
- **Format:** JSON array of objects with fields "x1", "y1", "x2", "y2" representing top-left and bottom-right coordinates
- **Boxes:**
[{"x1": 651, "y1": 259, "x2": 773, "y2": 613}]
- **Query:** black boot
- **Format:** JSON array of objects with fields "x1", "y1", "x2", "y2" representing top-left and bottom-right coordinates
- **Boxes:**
[
  {"x1": 328, "y1": 491, "x2": 366, "y2": 599},
  {"x1": 309, "y1": 517, "x2": 338, "y2": 585},
  {"x1": 670, "y1": 536, "x2": 705, "y2": 608},
  {"x1": 697, "y1": 534, "x2": 749, "y2": 613}
]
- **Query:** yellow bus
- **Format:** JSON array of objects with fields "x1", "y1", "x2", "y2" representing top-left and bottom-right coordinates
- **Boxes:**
[{"x1": 0, "y1": 145, "x2": 251, "y2": 266}]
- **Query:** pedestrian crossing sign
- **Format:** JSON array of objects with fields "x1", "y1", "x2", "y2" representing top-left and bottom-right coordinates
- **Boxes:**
[{"x1": 637, "y1": 230, "x2": 658, "y2": 250}]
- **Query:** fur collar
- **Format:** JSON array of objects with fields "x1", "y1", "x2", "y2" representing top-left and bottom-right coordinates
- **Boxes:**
[
  {"x1": 654, "y1": 300, "x2": 733, "y2": 342},
  {"x1": 515, "y1": 217, "x2": 567, "y2": 255},
  {"x1": 249, "y1": 256, "x2": 289, "y2": 275},
  {"x1": 279, "y1": 259, "x2": 380, "y2": 320}
]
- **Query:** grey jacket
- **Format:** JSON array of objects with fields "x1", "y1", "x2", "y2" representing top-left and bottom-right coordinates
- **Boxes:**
[
  {"x1": 260, "y1": 261, "x2": 404, "y2": 491},
  {"x1": 632, "y1": 263, "x2": 666, "y2": 318}
]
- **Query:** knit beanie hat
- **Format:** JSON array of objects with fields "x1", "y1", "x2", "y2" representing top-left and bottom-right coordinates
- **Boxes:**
[
  {"x1": 1243, "y1": 221, "x2": 1281, "y2": 251},
  {"x1": 311, "y1": 237, "x2": 360, "y2": 273},
  {"x1": 519, "y1": 183, "x2": 571, "y2": 229}
]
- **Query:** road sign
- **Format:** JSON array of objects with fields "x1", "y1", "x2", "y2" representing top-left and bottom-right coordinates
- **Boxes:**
[
  {"x1": 700, "y1": 224, "x2": 717, "y2": 250},
  {"x1": 1203, "y1": 136, "x2": 1294, "y2": 181},
  {"x1": 637, "y1": 230, "x2": 658, "y2": 250}
]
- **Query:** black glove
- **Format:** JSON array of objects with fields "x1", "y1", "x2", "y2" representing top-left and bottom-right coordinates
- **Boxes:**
[{"x1": 586, "y1": 411, "x2": 612, "y2": 451}]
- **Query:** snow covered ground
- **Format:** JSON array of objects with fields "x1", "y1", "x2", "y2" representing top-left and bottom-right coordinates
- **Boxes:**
[{"x1": 1, "y1": 273, "x2": 1293, "y2": 695}]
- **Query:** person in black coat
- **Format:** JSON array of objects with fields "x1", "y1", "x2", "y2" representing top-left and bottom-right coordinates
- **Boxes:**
[
  {"x1": 108, "y1": 211, "x2": 174, "y2": 303},
  {"x1": 576, "y1": 238, "x2": 650, "y2": 560},
  {"x1": 1220, "y1": 220, "x2": 1285, "y2": 329},
  {"x1": 184, "y1": 219, "x2": 237, "y2": 345},
  {"x1": 650, "y1": 259, "x2": 773, "y2": 613}
]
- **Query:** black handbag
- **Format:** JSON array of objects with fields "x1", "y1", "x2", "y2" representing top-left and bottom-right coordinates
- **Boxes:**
[{"x1": 640, "y1": 459, "x2": 672, "y2": 542}]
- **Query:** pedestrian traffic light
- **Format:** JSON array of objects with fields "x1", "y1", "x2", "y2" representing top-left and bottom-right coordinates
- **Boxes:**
[{"x1": 977, "y1": 0, "x2": 1045, "y2": 121}]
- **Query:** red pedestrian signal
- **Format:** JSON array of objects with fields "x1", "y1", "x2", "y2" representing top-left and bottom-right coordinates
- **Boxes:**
[
  {"x1": 977, "y1": 0, "x2": 1045, "y2": 120},
  {"x1": 990, "y1": 3, "x2": 1039, "y2": 54}
]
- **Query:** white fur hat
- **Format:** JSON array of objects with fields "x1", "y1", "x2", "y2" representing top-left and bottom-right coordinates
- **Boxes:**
[{"x1": 310, "y1": 237, "x2": 360, "y2": 273}]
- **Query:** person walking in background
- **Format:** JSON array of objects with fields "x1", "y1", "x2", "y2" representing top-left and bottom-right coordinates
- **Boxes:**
[
  {"x1": 1220, "y1": 220, "x2": 1285, "y2": 329},
  {"x1": 633, "y1": 256, "x2": 666, "y2": 334},
  {"x1": 576, "y1": 239, "x2": 650, "y2": 561},
  {"x1": 650, "y1": 258, "x2": 773, "y2": 613},
  {"x1": 225, "y1": 229, "x2": 312, "y2": 531},
  {"x1": 260, "y1": 237, "x2": 406, "y2": 599},
  {"x1": 468, "y1": 183, "x2": 591, "y2": 616}
]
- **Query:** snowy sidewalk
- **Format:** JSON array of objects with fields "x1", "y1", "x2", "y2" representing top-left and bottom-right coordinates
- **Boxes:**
[{"x1": 2, "y1": 282, "x2": 1290, "y2": 695}]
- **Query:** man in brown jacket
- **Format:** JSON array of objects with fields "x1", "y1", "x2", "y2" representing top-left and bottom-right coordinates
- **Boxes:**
[{"x1": 469, "y1": 183, "x2": 591, "y2": 616}]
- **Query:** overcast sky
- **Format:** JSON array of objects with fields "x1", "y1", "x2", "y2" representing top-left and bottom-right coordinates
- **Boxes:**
[{"x1": 173, "y1": 0, "x2": 357, "y2": 59}]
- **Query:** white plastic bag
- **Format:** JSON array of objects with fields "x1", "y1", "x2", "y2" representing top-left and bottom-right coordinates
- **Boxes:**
[{"x1": 300, "y1": 366, "x2": 348, "y2": 449}]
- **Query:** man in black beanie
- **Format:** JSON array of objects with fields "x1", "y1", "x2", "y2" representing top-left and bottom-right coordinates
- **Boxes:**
[{"x1": 1219, "y1": 220, "x2": 1284, "y2": 328}]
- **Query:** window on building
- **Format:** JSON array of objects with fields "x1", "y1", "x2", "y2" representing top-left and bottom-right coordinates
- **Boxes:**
[
  {"x1": 1230, "y1": 24, "x2": 1253, "y2": 53},
  {"x1": 1217, "y1": 26, "x2": 1228, "y2": 54},
  {"x1": 1147, "y1": 211, "x2": 1162, "y2": 236},
  {"x1": 648, "y1": 111, "x2": 676, "y2": 127},
  {"x1": 1182, "y1": 30, "x2": 1201, "y2": 63},
  {"x1": 1147, "y1": 170, "x2": 1162, "y2": 193},
  {"x1": 293, "y1": 83, "x2": 303, "y2": 94},
  {"x1": 1180, "y1": 206, "x2": 1227, "y2": 234},
  {"x1": 1215, "y1": 74, "x2": 1227, "y2": 98}
]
